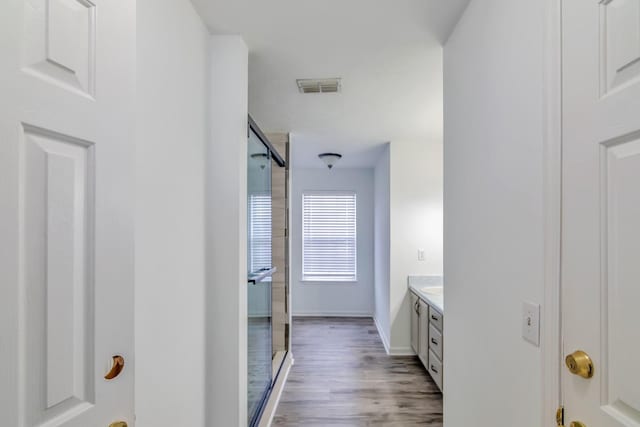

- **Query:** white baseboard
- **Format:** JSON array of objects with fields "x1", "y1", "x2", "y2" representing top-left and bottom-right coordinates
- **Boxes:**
[
  {"x1": 372, "y1": 317, "x2": 415, "y2": 356},
  {"x1": 388, "y1": 346, "x2": 416, "y2": 356},
  {"x1": 259, "y1": 352, "x2": 294, "y2": 427},
  {"x1": 292, "y1": 312, "x2": 373, "y2": 318},
  {"x1": 373, "y1": 316, "x2": 391, "y2": 354}
]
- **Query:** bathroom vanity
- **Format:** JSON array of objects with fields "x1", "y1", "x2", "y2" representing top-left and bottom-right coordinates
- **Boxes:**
[{"x1": 408, "y1": 276, "x2": 444, "y2": 392}]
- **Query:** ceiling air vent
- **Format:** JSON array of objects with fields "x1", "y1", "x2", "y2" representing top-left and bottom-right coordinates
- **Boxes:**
[{"x1": 296, "y1": 78, "x2": 342, "y2": 94}]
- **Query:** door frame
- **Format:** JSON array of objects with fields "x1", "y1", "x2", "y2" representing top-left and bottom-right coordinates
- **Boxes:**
[{"x1": 542, "y1": 0, "x2": 563, "y2": 424}]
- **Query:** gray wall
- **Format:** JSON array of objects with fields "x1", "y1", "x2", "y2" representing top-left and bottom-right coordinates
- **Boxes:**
[
  {"x1": 443, "y1": 0, "x2": 545, "y2": 424},
  {"x1": 290, "y1": 168, "x2": 375, "y2": 316},
  {"x1": 135, "y1": 0, "x2": 209, "y2": 424}
]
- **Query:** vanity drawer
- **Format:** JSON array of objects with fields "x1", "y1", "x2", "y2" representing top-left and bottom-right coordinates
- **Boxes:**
[
  {"x1": 428, "y1": 349, "x2": 443, "y2": 391},
  {"x1": 429, "y1": 306, "x2": 443, "y2": 332},
  {"x1": 428, "y1": 323, "x2": 443, "y2": 360}
]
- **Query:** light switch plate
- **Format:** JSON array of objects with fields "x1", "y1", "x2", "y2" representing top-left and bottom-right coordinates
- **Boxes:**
[
  {"x1": 522, "y1": 302, "x2": 540, "y2": 347},
  {"x1": 418, "y1": 249, "x2": 425, "y2": 261}
]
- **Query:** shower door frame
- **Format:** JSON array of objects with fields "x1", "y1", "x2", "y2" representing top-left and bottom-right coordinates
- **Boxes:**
[{"x1": 247, "y1": 116, "x2": 286, "y2": 427}]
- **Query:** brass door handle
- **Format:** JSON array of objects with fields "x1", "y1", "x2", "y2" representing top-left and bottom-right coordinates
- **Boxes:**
[
  {"x1": 570, "y1": 422, "x2": 586, "y2": 427},
  {"x1": 104, "y1": 355, "x2": 125, "y2": 380},
  {"x1": 565, "y1": 350, "x2": 594, "y2": 379},
  {"x1": 109, "y1": 422, "x2": 127, "y2": 427}
]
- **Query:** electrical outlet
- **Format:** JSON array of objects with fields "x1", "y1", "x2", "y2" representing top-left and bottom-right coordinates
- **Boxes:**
[
  {"x1": 417, "y1": 249, "x2": 425, "y2": 261},
  {"x1": 522, "y1": 302, "x2": 540, "y2": 347}
]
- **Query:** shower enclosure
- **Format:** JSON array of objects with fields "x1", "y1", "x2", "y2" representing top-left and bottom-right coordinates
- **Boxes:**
[{"x1": 247, "y1": 117, "x2": 285, "y2": 426}]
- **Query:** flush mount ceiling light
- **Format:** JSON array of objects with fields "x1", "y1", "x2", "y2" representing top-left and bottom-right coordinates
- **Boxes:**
[
  {"x1": 251, "y1": 153, "x2": 269, "y2": 169},
  {"x1": 318, "y1": 153, "x2": 342, "y2": 169},
  {"x1": 297, "y1": 78, "x2": 342, "y2": 94}
]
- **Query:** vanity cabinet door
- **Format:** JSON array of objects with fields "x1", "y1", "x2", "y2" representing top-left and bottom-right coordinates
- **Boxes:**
[
  {"x1": 410, "y1": 292, "x2": 419, "y2": 353},
  {"x1": 418, "y1": 300, "x2": 430, "y2": 366}
]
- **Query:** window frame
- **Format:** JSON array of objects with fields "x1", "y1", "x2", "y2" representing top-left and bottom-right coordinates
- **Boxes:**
[{"x1": 301, "y1": 191, "x2": 358, "y2": 283}]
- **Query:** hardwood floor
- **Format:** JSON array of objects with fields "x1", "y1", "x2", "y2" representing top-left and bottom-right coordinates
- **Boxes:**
[{"x1": 272, "y1": 317, "x2": 443, "y2": 426}]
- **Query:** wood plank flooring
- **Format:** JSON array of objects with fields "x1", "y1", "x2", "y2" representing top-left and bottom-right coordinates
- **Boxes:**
[{"x1": 272, "y1": 317, "x2": 443, "y2": 426}]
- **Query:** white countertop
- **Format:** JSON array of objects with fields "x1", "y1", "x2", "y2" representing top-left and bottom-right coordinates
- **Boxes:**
[{"x1": 408, "y1": 275, "x2": 444, "y2": 314}]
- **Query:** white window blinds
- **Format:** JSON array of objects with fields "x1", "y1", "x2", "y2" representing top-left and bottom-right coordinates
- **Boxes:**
[
  {"x1": 249, "y1": 194, "x2": 272, "y2": 273},
  {"x1": 302, "y1": 192, "x2": 357, "y2": 282}
]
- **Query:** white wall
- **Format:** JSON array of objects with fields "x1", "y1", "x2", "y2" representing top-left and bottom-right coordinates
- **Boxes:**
[
  {"x1": 373, "y1": 144, "x2": 391, "y2": 348},
  {"x1": 135, "y1": 0, "x2": 209, "y2": 425},
  {"x1": 290, "y1": 167, "x2": 375, "y2": 317},
  {"x1": 206, "y1": 36, "x2": 249, "y2": 427},
  {"x1": 443, "y1": 0, "x2": 545, "y2": 425},
  {"x1": 388, "y1": 140, "x2": 443, "y2": 353}
]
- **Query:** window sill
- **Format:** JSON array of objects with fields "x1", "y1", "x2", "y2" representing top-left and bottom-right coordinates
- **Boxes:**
[{"x1": 300, "y1": 279, "x2": 358, "y2": 284}]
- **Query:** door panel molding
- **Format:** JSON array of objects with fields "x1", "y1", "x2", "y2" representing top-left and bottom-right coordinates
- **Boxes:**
[
  {"x1": 19, "y1": 123, "x2": 96, "y2": 425},
  {"x1": 599, "y1": 0, "x2": 640, "y2": 96},
  {"x1": 22, "y1": 0, "x2": 96, "y2": 98},
  {"x1": 542, "y1": 0, "x2": 563, "y2": 424},
  {"x1": 600, "y1": 133, "x2": 640, "y2": 424}
]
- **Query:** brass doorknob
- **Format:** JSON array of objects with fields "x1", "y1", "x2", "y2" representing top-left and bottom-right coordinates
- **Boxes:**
[
  {"x1": 565, "y1": 350, "x2": 594, "y2": 379},
  {"x1": 104, "y1": 355, "x2": 125, "y2": 380},
  {"x1": 109, "y1": 422, "x2": 127, "y2": 427},
  {"x1": 570, "y1": 422, "x2": 586, "y2": 427}
]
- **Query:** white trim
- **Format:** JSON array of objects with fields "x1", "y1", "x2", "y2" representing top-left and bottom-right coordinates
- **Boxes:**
[
  {"x1": 542, "y1": 0, "x2": 563, "y2": 423},
  {"x1": 371, "y1": 317, "x2": 416, "y2": 357},
  {"x1": 374, "y1": 316, "x2": 391, "y2": 355},
  {"x1": 388, "y1": 346, "x2": 416, "y2": 356},
  {"x1": 292, "y1": 312, "x2": 373, "y2": 318},
  {"x1": 258, "y1": 352, "x2": 294, "y2": 427}
]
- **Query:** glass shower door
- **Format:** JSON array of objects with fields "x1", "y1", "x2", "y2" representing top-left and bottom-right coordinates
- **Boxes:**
[{"x1": 247, "y1": 128, "x2": 273, "y2": 426}]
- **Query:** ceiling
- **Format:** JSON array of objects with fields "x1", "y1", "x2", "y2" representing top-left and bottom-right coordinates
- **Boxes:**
[{"x1": 190, "y1": 0, "x2": 470, "y2": 168}]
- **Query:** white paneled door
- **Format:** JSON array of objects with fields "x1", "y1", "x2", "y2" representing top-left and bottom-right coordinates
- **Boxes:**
[
  {"x1": 562, "y1": 0, "x2": 640, "y2": 426},
  {"x1": 0, "y1": 0, "x2": 135, "y2": 426}
]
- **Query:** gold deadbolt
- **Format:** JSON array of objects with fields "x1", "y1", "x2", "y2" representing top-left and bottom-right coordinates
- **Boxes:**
[
  {"x1": 104, "y1": 355, "x2": 125, "y2": 380},
  {"x1": 569, "y1": 422, "x2": 586, "y2": 427},
  {"x1": 565, "y1": 350, "x2": 594, "y2": 379},
  {"x1": 109, "y1": 422, "x2": 127, "y2": 427}
]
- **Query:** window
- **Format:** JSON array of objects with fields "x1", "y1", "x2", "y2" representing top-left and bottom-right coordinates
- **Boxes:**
[
  {"x1": 302, "y1": 192, "x2": 357, "y2": 282},
  {"x1": 248, "y1": 194, "x2": 272, "y2": 273}
]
